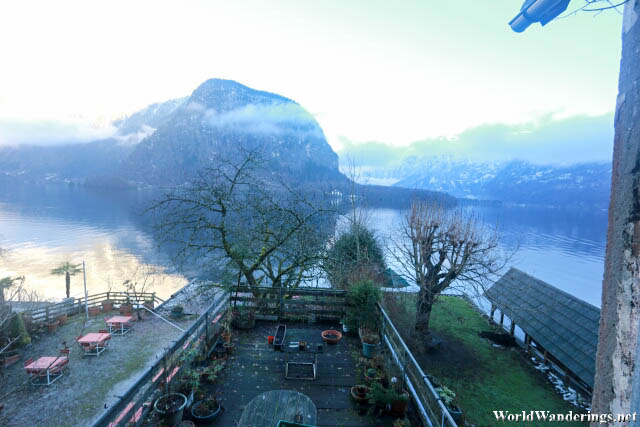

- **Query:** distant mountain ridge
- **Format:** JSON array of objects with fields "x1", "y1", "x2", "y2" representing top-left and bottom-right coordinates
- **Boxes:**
[{"x1": 341, "y1": 151, "x2": 611, "y2": 208}]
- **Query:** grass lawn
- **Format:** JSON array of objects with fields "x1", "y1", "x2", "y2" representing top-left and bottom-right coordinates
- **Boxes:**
[{"x1": 413, "y1": 296, "x2": 587, "y2": 426}]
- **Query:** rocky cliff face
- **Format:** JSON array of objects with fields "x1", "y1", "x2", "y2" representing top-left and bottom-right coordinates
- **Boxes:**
[{"x1": 124, "y1": 79, "x2": 339, "y2": 185}]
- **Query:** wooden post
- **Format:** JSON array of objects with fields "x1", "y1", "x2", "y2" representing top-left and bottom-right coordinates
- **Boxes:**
[
  {"x1": 509, "y1": 320, "x2": 515, "y2": 337},
  {"x1": 499, "y1": 311, "x2": 504, "y2": 326},
  {"x1": 490, "y1": 305, "x2": 496, "y2": 320},
  {"x1": 45, "y1": 306, "x2": 50, "y2": 323},
  {"x1": 543, "y1": 349, "x2": 549, "y2": 365},
  {"x1": 524, "y1": 333, "x2": 529, "y2": 351}
]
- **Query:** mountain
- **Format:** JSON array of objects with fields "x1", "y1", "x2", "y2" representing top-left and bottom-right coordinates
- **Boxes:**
[
  {"x1": 355, "y1": 154, "x2": 611, "y2": 208},
  {"x1": 0, "y1": 78, "x2": 451, "y2": 206},
  {"x1": 0, "y1": 96, "x2": 185, "y2": 186},
  {"x1": 124, "y1": 79, "x2": 339, "y2": 185},
  {"x1": 0, "y1": 138, "x2": 134, "y2": 185}
]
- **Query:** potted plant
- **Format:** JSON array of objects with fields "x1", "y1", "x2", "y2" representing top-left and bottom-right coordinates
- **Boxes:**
[
  {"x1": 154, "y1": 392, "x2": 188, "y2": 426},
  {"x1": 364, "y1": 367, "x2": 383, "y2": 383},
  {"x1": 57, "y1": 313, "x2": 68, "y2": 326},
  {"x1": 101, "y1": 292, "x2": 114, "y2": 312},
  {"x1": 232, "y1": 305, "x2": 256, "y2": 329},
  {"x1": 88, "y1": 306, "x2": 101, "y2": 316},
  {"x1": 366, "y1": 381, "x2": 391, "y2": 410},
  {"x1": 119, "y1": 296, "x2": 134, "y2": 315},
  {"x1": 201, "y1": 359, "x2": 225, "y2": 384},
  {"x1": 388, "y1": 376, "x2": 410, "y2": 417},
  {"x1": 435, "y1": 385, "x2": 463, "y2": 422},
  {"x1": 345, "y1": 280, "x2": 382, "y2": 356},
  {"x1": 221, "y1": 312, "x2": 232, "y2": 343},
  {"x1": 350, "y1": 384, "x2": 370, "y2": 404},
  {"x1": 320, "y1": 330, "x2": 342, "y2": 345},
  {"x1": 359, "y1": 327, "x2": 380, "y2": 358},
  {"x1": 190, "y1": 394, "x2": 222, "y2": 424},
  {"x1": 46, "y1": 319, "x2": 59, "y2": 333}
]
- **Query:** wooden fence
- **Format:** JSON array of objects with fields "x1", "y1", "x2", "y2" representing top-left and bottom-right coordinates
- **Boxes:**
[
  {"x1": 21, "y1": 292, "x2": 165, "y2": 324},
  {"x1": 93, "y1": 287, "x2": 455, "y2": 427},
  {"x1": 229, "y1": 286, "x2": 347, "y2": 322}
]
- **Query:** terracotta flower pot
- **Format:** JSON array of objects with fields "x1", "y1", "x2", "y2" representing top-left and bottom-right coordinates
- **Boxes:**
[
  {"x1": 101, "y1": 301, "x2": 114, "y2": 312},
  {"x1": 119, "y1": 304, "x2": 133, "y2": 315},
  {"x1": 88, "y1": 306, "x2": 101, "y2": 316},
  {"x1": 46, "y1": 320, "x2": 59, "y2": 333},
  {"x1": 389, "y1": 392, "x2": 409, "y2": 417},
  {"x1": 57, "y1": 314, "x2": 68, "y2": 326},
  {"x1": 350, "y1": 385, "x2": 370, "y2": 404},
  {"x1": 321, "y1": 330, "x2": 342, "y2": 345}
]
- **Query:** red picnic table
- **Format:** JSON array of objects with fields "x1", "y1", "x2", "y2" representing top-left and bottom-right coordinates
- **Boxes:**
[
  {"x1": 77, "y1": 332, "x2": 111, "y2": 356},
  {"x1": 105, "y1": 315, "x2": 134, "y2": 335},
  {"x1": 24, "y1": 356, "x2": 69, "y2": 385}
]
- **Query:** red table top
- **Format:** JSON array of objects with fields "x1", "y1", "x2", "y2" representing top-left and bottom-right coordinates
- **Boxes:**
[
  {"x1": 78, "y1": 332, "x2": 111, "y2": 344},
  {"x1": 105, "y1": 315, "x2": 133, "y2": 324},
  {"x1": 25, "y1": 356, "x2": 68, "y2": 372}
]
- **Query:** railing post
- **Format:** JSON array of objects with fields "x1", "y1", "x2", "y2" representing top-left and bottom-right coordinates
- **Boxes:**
[{"x1": 45, "y1": 306, "x2": 50, "y2": 323}]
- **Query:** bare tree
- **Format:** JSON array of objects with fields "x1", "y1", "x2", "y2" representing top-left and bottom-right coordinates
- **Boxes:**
[
  {"x1": 149, "y1": 149, "x2": 334, "y2": 289},
  {"x1": 121, "y1": 264, "x2": 164, "y2": 319},
  {"x1": 390, "y1": 201, "x2": 511, "y2": 339}
]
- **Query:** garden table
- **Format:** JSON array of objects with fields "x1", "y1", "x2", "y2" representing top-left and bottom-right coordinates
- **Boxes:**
[
  {"x1": 238, "y1": 389, "x2": 316, "y2": 427},
  {"x1": 77, "y1": 332, "x2": 111, "y2": 356},
  {"x1": 105, "y1": 315, "x2": 134, "y2": 335},
  {"x1": 24, "y1": 356, "x2": 69, "y2": 385}
]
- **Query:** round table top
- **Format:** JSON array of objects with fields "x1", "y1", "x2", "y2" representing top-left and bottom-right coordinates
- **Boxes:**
[{"x1": 238, "y1": 389, "x2": 317, "y2": 427}]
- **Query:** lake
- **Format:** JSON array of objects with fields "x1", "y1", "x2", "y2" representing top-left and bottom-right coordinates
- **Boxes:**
[{"x1": 0, "y1": 184, "x2": 606, "y2": 307}]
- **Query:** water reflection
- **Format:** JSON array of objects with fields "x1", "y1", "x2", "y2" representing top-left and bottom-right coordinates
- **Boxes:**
[
  {"x1": 365, "y1": 204, "x2": 606, "y2": 308},
  {"x1": 0, "y1": 183, "x2": 607, "y2": 308},
  {"x1": 0, "y1": 184, "x2": 186, "y2": 301}
]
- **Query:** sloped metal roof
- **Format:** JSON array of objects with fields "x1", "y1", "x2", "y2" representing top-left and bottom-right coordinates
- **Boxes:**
[{"x1": 485, "y1": 267, "x2": 600, "y2": 388}]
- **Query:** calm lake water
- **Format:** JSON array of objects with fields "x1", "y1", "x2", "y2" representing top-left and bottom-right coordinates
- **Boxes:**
[{"x1": 0, "y1": 184, "x2": 606, "y2": 307}]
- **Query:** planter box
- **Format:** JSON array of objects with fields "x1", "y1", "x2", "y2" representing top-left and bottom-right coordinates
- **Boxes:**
[{"x1": 273, "y1": 324, "x2": 287, "y2": 351}]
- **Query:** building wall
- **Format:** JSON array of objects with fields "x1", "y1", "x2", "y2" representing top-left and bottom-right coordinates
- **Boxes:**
[{"x1": 592, "y1": 1, "x2": 640, "y2": 424}]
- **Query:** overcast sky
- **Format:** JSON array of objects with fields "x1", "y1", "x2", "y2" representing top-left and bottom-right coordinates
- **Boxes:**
[{"x1": 0, "y1": 1, "x2": 623, "y2": 151}]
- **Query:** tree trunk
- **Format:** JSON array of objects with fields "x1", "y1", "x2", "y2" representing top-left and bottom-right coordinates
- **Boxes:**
[
  {"x1": 592, "y1": 2, "x2": 640, "y2": 420},
  {"x1": 415, "y1": 288, "x2": 434, "y2": 342},
  {"x1": 65, "y1": 272, "x2": 70, "y2": 298}
]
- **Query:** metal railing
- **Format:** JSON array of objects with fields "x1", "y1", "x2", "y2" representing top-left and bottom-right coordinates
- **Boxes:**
[
  {"x1": 92, "y1": 288, "x2": 454, "y2": 427},
  {"x1": 378, "y1": 303, "x2": 457, "y2": 427},
  {"x1": 93, "y1": 291, "x2": 229, "y2": 427}
]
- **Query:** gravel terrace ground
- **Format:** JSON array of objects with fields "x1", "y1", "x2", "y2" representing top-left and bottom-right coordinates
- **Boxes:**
[{"x1": 0, "y1": 283, "x2": 219, "y2": 427}]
